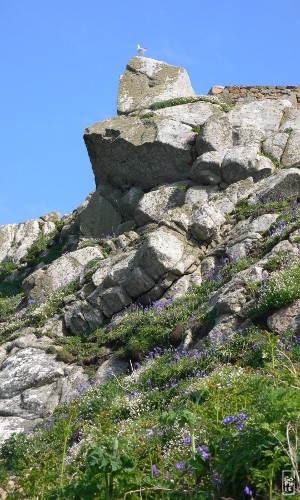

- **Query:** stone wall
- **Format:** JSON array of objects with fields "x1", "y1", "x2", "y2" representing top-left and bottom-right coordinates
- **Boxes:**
[{"x1": 209, "y1": 85, "x2": 300, "y2": 107}]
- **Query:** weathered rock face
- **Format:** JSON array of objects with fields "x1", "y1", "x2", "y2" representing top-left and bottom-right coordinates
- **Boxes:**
[
  {"x1": 78, "y1": 189, "x2": 122, "y2": 238},
  {"x1": 117, "y1": 57, "x2": 195, "y2": 115},
  {"x1": 84, "y1": 115, "x2": 194, "y2": 190},
  {"x1": 267, "y1": 299, "x2": 300, "y2": 334},
  {"x1": 0, "y1": 332, "x2": 88, "y2": 445},
  {"x1": 135, "y1": 184, "x2": 186, "y2": 226},
  {"x1": 154, "y1": 100, "x2": 218, "y2": 126},
  {"x1": 249, "y1": 168, "x2": 300, "y2": 202},
  {"x1": 189, "y1": 205, "x2": 225, "y2": 242},
  {"x1": 0, "y1": 214, "x2": 61, "y2": 264},
  {"x1": 221, "y1": 145, "x2": 274, "y2": 184},
  {"x1": 23, "y1": 246, "x2": 103, "y2": 300}
]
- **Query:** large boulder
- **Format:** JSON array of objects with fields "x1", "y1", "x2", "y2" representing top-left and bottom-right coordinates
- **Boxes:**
[
  {"x1": 84, "y1": 115, "x2": 193, "y2": 190},
  {"x1": 0, "y1": 338, "x2": 87, "y2": 444},
  {"x1": 196, "y1": 112, "x2": 232, "y2": 154},
  {"x1": 117, "y1": 57, "x2": 195, "y2": 115},
  {"x1": 23, "y1": 247, "x2": 103, "y2": 300},
  {"x1": 267, "y1": 299, "x2": 300, "y2": 334},
  {"x1": 135, "y1": 184, "x2": 186, "y2": 226},
  {"x1": 228, "y1": 99, "x2": 292, "y2": 138},
  {"x1": 64, "y1": 300, "x2": 104, "y2": 335},
  {"x1": 155, "y1": 100, "x2": 218, "y2": 127},
  {"x1": 221, "y1": 145, "x2": 274, "y2": 184},
  {"x1": 251, "y1": 168, "x2": 300, "y2": 202},
  {"x1": 78, "y1": 189, "x2": 122, "y2": 238},
  {"x1": 281, "y1": 131, "x2": 300, "y2": 167},
  {"x1": 262, "y1": 132, "x2": 289, "y2": 162},
  {"x1": 133, "y1": 228, "x2": 194, "y2": 281},
  {"x1": 196, "y1": 99, "x2": 292, "y2": 155},
  {"x1": 190, "y1": 151, "x2": 225, "y2": 185},
  {"x1": 189, "y1": 205, "x2": 225, "y2": 242}
]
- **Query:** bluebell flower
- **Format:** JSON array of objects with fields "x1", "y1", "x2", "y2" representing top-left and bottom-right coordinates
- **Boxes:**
[
  {"x1": 197, "y1": 445, "x2": 210, "y2": 460},
  {"x1": 244, "y1": 485, "x2": 253, "y2": 496},
  {"x1": 152, "y1": 464, "x2": 159, "y2": 476}
]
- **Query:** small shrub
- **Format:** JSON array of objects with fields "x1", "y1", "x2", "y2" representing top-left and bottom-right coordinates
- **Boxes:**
[
  {"x1": 191, "y1": 124, "x2": 201, "y2": 133},
  {"x1": 220, "y1": 103, "x2": 234, "y2": 112},
  {"x1": 53, "y1": 220, "x2": 64, "y2": 231},
  {"x1": 0, "y1": 258, "x2": 18, "y2": 282},
  {"x1": 46, "y1": 346, "x2": 57, "y2": 355},
  {"x1": 140, "y1": 111, "x2": 156, "y2": 119},
  {"x1": 149, "y1": 95, "x2": 221, "y2": 111},
  {"x1": 78, "y1": 239, "x2": 101, "y2": 249},
  {"x1": 56, "y1": 349, "x2": 74, "y2": 363},
  {"x1": 253, "y1": 256, "x2": 300, "y2": 316}
]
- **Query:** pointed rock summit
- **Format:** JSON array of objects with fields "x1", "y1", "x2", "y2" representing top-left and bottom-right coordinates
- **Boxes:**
[{"x1": 117, "y1": 56, "x2": 196, "y2": 115}]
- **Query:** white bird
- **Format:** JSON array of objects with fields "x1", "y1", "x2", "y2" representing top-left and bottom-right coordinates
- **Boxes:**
[
  {"x1": 137, "y1": 44, "x2": 147, "y2": 55},
  {"x1": 119, "y1": 74, "x2": 124, "y2": 82}
]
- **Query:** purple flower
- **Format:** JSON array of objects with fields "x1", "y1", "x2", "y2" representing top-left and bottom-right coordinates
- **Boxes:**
[
  {"x1": 223, "y1": 415, "x2": 237, "y2": 424},
  {"x1": 186, "y1": 134, "x2": 196, "y2": 143},
  {"x1": 176, "y1": 461, "x2": 185, "y2": 470},
  {"x1": 184, "y1": 436, "x2": 191, "y2": 446},
  {"x1": 244, "y1": 485, "x2": 253, "y2": 496},
  {"x1": 197, "y1": 445, "x2": 210, "y2": 460},
  {"x1": 211, "y1": 472, "x2": 221, "y2": 485},
  {"x1": 152, "y1": 464, "x2": 159, "y2": 476}
]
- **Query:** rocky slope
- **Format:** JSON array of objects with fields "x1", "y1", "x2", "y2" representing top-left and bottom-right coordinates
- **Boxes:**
[{"x1": 0, "y1": 55, "x2": 299, "y2": 454}]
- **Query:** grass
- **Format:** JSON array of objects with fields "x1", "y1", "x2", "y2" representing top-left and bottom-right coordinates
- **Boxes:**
[
  {"x1": 234, "y1": 195, "x2": 299, "y2": 222},
  {"x1": 0, "y1": 277, "x2": 81, "y2": 342},
  {"x1": 0, "y1": 326, "x2": 298, "y2": 499},
  {"x1": 259, "y1": 151, "x2": 287, "y2": 170},
  {"x1": 140, "y1": 112, "x2": 156, "y2": 119},
  {"x1": 149, "y1": 95, "x2": 223, "y2": 111},
  {"x1": 253, "y1": 255, "x2": 300, "y2": 317}
]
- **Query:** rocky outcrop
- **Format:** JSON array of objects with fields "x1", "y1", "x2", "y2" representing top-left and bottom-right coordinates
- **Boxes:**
[
  {"x1": 117, "y1": 57, "x2": 195, "y2": 115},
  {"x1": 23, "y1": 246, "x2": 103, "y2": 300},
  {"x1": 1, "y1": 56, "x2": 300, "y2": 446},
  {"x1": 0, "y1": 331, "x2": 87, "y2": 445},
  {"x1": 0, "y1": 213, "x2": 61, "y2": 264},
  {"x1": 84, "y1": 115, "x2": 194, "y2": 190},
  {"x1": 267, "y1": 299, "x2": 300, "y2": 334}
]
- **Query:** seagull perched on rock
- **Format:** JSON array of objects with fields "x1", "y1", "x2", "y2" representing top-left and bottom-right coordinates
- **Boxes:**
[{"x1": 137, "y1": 44, "x2": 147, "y2": 55}]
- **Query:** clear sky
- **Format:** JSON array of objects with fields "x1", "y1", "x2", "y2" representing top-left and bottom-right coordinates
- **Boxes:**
[{"x1": 0, "y1": 0, "x2": 299, "y2": 225}]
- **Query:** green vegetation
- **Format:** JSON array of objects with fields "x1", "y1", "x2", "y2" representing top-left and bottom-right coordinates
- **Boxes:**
[
  {"x1": 0, "y1": 259, "x2": 18, "y2": 282},
  {"x1": 259, "y1": 152, "x2": 286, "y2": 170},
  {"x1": 253, "y1": 255, "x2": 300, "y2": 317},
  {"x1": 284, "y1": 127, "x2": 293, "y2": 135},
  {"x1": 191, "y1": 124, "x2": 201, "y2": 134},
  {"x1": 20, "y1": 229, "x2": 63, "y2": 268},
  {"x1": 78, "y1": 239, "x2": 101, "y2": 249},
  {"x1": 220, "y1": 102, "x2": 234, "y2": 112},
  {"x1": 0, "y1": 277, "x2": 81, "y2": 342},
  {"x1": 140, "y1": 112, "x2": 156, "y2": 119},
  {"x1": 0, "y1": 325, "x2": 298, "y2": 499},
  {"x1": 149, "y1": 95, "x2": 222, "y2": 111}
]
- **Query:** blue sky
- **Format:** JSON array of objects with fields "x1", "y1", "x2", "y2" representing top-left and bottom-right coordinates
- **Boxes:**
[{"x1": 0, "y1": 0, "x2": 299, "y2": 225}]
